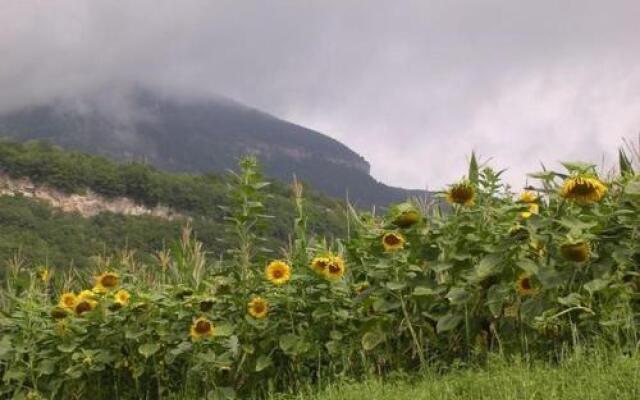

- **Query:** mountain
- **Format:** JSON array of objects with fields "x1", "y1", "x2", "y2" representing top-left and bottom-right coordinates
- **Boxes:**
[
  {"x1": 0, "y1": 140, "x2": 346, "y2": 270},
  {"x1": 0, "y1": 88, "x2": 424, "y2": 207}
]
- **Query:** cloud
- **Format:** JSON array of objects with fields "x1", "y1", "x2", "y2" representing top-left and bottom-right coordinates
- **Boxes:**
[{"x1": 1, "y1": 0, "x2": 638, "y2": 189}]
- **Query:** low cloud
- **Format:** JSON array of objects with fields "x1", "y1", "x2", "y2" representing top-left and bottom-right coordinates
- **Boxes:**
[{"x1": 1, "y1": 0, "x2": 638, "y2": 189}]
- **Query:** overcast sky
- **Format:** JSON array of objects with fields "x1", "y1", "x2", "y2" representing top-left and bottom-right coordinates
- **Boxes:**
[{"x1": 1, "y1": 1, "x2": 638, "y2": 189}]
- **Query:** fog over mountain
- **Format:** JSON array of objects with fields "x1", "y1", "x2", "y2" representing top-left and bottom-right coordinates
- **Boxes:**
[{"x1": 1, "y1": 1, "x2": 639, "y2": 189}]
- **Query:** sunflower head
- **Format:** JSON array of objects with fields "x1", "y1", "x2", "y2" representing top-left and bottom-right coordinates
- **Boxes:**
[
  {"x1": 446, "y1": 181, "x2": 476, "y2": 206},
  {"x1": 248, "y1": 297, "x2": 268, "y2": 319},
  {"x1": 390, "y1": 203, "x2": 422, "y2": 228},
  {"x1": 560, "y1": 176, "x2": 607, "y2": 205},
  {"x1": 560, "y1": 241, "x2": 590, "y2": 262},
  {"x1": 382, "y1": 232, "x2": 405, "y2": 252},
  {"x1": 265, "y1": 260, "x2": 291, "y2": 285},
  {"x1": 310, "y1": 257, "x2": 330, "y2": 275},
  {"x1": 59, "y1": 292, "x2": 77, "y2": 310},
  {"x1": 190, "y1": 316, "x2": 215, "y2": 340},
  {"x1": 516, "y1": 273, "x2": 538, "y2": 296},
  {"x1": 325, "y1": 256, "x2": 346, "y2": 280},
  {"x1": 78, "y1": 290, "x2": 96, "y2": 302},
  {"x1": 74, "y1": 299, "x2": 97, "y2": 316},
  {"x1": 50, "y1": 306, "x2": 69, "y2": 320},
  {"x1": 95, "y1": 272, "x2": 120, "y2": 291},
  {"x1": 520, "y1": 203, "x2": 539, "y2": 220},
  {"x1": 114, "y1": 289, "x2": 130, "y2": 306}
]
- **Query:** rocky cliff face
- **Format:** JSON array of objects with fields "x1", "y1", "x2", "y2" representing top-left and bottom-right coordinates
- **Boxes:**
[{"x1": 0, "y1": 172, "x2": 181, "y2": 219}]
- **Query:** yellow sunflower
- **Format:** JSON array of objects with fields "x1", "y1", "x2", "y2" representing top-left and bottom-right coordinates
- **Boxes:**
[
  {"x1": 78, "y1": 290, "x2": 96, "y2": 302},
  {"x1": 325, "y1": 256, "x2": 346, "y2": 280},
  {"x1": 382, "y1": 232, "x2": 405, "y2": 252},
  {"x1": 114, "y1": 289, "x2": 130, "y2": 306},
  {"x1": 265, "y1": 260, "x2": 291, "y2": 285},
  {"x1": 446, "y1": 181, "x2": 476, "y2": 206},
  {"x1": 520, "y1": 203, "x2": 539, "y2": 219},
  {"x1": 560, "y1": 176, "x2": 607, "y2": 205},
  {"x1": 248, "y1": 297, "x2": 268, "y2": 319},
  {"x1": 310, "y1": 256, "x2": 330, "y2": 275},
  {"x1": 95, "y1": 272, "x2": 120, "y2": 291},
  {"x1": 74, "y1": 299, "x2": 97, "y2": 316},
  {"x1": 59, "y1": 292, "x2": 77, "y2": 310},
  {"x1": 516, "y1": 273, "x2": 538, "y2": 296},
  {"x1": 560, "y1": 241, "x2": 590, "y2": 262},
  {"x1": 190, "y1": 316, "x2": 215, "y2": 340},
  {"x1": 519, "y1": 191, "x2": 538, "y2": 204}
]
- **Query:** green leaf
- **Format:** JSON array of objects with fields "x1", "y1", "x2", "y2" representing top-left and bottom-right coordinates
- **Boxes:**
[
  {"x1": 475, "y1": 254, "x2": 501, "y2": 280},
  {"x1": 138, "y1": 343, "x2": 160, "y2": 358},
  {"x1": 468, "y1": 152, "x2": 479, "y2": 185},
  {"x1": 486, "y1": 284, "x2": 507, "y2": 317},
  {"x1": 558, "y1": 293, "x2": 583, "y2": 306},
  {"x1": 516, "y1": 259, "x2": 539, "y2": 275},
  {"x1": 437, "y1": 313, "x2": 463, "y2": 333},
  {"x1": 446, "y1": 287, "x2": 471, "y2": 305},
  {"x1": 361, "y1": 331, "x2": 385, "y2": 351},
  {"x1": 413, "y1": 286, "x2": 437, "y2": 296},
  {"x1": 0, "y1": 335, "x2": 12, "y2": 360},
  {"x1": 214, "y1": 322, "x2": 234, "y2": 337},
  {"x1": 584, "y1": 279, "x2": 610, "y2": 295},
  {"x1": 255, "y1": 355, "x2": 272, "y2": 372},
  {"x1": 619, "y1": 148, "x2": 634, "y2": 175},
  {"x1": 279, "y1": 334, "x2": 309, "y2": 356},
  {"x1": 386, "y1": 282, "x2": 407, "y2": 291}
]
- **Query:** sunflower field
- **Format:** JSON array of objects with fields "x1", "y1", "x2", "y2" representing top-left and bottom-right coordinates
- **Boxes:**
[{"x1": 1, "y1": 152, "x2": 640, "y2": 399}]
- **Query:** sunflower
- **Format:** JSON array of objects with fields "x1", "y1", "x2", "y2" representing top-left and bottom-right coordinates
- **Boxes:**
[
  {"x1": 248, "y1": 297, "x2": 268, "y2": 319},
  {"x1": 74, "y1": 299, "x2": 97, "y2": 316},
  {"x1": 382, "y1": 232, "x2": 405, "y2": 252},
  {"x1": 520, "y1": 203, "x2": 539, "y2": 219},
  {"x1": 78, "y1": 290, "x2": 96, "y2": 301},
  {"x1": 265, "y1": 260, "x2": 291, "y2": 285},
  {"x1": 391, "y1": 203, "x2": 422, "y2": 228},
  {"x1": 50, "y1": 306, "x2": 69, "y2": 319},
  {"x1": 310, "y1": 257, "x2": 330, "y2": 275},
  {"x1": 516, "y1": 273, "x2": 538, "y2": 296},
  {"x1": 446, "y1": 181, "x2": 476, "y2": 206},
  {"x1": 95, "y1": 272, "x2": 120, "y2": 291},
  {"x1": 190, "y1": 316, "x2": 215, "y2": 340},
  {"x1": 114, "y1": 289, "x2": 130, "y2": 306},
  {"x1": 560, "y1": 241, "x2": 590, "y2": 262},
  {"x1": 560, "y1": 176, "x2": 607, "y2": 205},
  {"x1": 59, "y1": 292, "x2": 77, "y2": 310},
  {"x1": 325, "y1": 256, "x2": 346, "y2": 280},
  {"x1": 519, "y1": 191, "x2": 538, "y2": 204}
]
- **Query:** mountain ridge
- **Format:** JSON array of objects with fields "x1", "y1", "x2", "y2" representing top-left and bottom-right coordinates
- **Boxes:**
[{"x1": 0, "y1": 87, "x2": 425, "y2": 207}]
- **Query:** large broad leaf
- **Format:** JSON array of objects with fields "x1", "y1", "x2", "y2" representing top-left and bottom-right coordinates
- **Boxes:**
[
  {"x1": 474, "y1": 254, "x2": 501, "y2": 281},
  {"x1": 446, "y1": 287, "x2": 472, "y2": 305},
  {"x1": 138, "y1": 343, "x2": 161, "y2": 358},
  {"x1": 486, "y1": 284, "x2": 507, "y2": 317},
  {"x1": 625, "y1": 179, "x2": 640, "y2": 196},
  {"x1": 255, "y1": 355, "x2": 272, "y2": 372},
  {"x1": 279, "y1": 334, "x2": 309, "y2": 356},
  {"x1": 0, "y1": 335, "x2": 12, "y2": 360},
  {"x1": 584, "y1": 279, "x2": 610, "y2": 295},
  {"x1": 362, "y1": 331, "x2": 385, "y2": 351},
  {"x1": 516, "y1": 259, "x2": 539, "y2": 275},
  {"x1": 437, "y1": 313, "x2": 463, "y2": 333}
]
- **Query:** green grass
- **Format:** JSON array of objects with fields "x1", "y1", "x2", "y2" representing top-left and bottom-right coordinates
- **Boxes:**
[{"x1": 269, "y1": 351, "x2": 640, "y2": 400}]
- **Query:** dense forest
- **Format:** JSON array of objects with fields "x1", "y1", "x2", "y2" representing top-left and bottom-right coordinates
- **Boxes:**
[{"x1": 0, "y1": 139, "x2": 346, "y2": 270}]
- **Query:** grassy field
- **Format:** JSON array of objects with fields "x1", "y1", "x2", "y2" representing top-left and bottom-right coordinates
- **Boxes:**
[{"x1": 269, "y1": 351, "x2": 640, "y2": 400}]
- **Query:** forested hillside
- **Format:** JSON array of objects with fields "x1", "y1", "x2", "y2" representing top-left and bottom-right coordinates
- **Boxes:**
[{"x1": 0, "y1": 140, "x2": 346, "y2": 270}]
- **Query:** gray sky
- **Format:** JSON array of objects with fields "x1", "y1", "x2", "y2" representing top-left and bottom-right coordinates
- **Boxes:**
[{"x1": 1, "y1": 1, "x2": 638, "y2": 189}]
